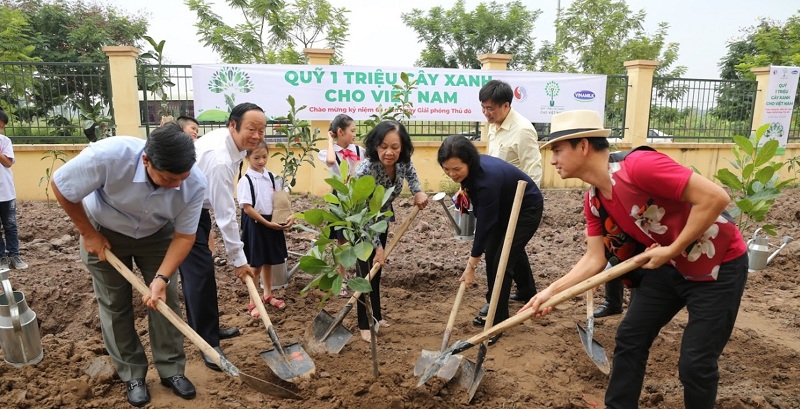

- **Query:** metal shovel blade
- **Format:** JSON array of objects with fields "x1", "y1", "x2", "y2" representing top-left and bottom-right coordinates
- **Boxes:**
[
  {"x1": 460, "y1": 343, "x2": 486, "y2": 402},
  {"x1": 413, "y1": 349, "x2": 464, "y2": 379},
  {"x1": 576, "y1": 322, "x2": 611, "y2": 374},
  {"x1": 260, "y1": 342, "x2": 316, "y2": 382},
  {"x1": 307, "y1": 308, "x2": 353, "y2": 354}
]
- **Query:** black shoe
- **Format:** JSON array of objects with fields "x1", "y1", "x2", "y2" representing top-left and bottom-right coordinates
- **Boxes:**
[
  {"x1": 218, "y1": 327, "x2": 241, "y2": 339},
  {"x1": 478, "y1": 303, "x2": 489, "y2": 317},
  {"x1": 593, "y1": 302, "x2": 623, "y2": 318},
  {"x1": 202, "y1": 346, "x2": 225, "y2": 372},
  {"x1": 509, "y1": 292, "x2": 534, "y2": 303},
  {"x1": 160, "y1": 374, "x2": 196, "y2": 399},
  {"x1": 488, "y1": 333, "x2": 502, "y2": 346},
  {"x1": 473, "y1": 316, "x2": 486, "y2": 327},
  {"x1": 125, "y1": 379, "x2": 150, "y2": 407}
]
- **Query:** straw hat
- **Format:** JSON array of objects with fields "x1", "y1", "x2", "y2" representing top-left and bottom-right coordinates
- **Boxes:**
[{"x1": 541, "y1": 110, "x2": 611, "y2": 148}]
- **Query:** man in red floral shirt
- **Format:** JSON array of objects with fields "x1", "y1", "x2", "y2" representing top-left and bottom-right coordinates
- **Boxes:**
[{"x1": 521, "y1": 110, "x2": 748, "y2": 409}]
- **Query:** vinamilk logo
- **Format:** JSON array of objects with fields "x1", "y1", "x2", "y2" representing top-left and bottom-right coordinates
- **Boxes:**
[
  {"x1": 573, "y1": 90, "x2": 596, "y2": 102},
  {"x1": 513, "y1": 86, "x2": 528, "y2": 102}
]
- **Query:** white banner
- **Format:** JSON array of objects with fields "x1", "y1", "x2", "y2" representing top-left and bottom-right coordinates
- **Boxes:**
[
  {"x1": 759, "y1": 65, "x2": 800, "y2": 147},
  {"x1": 191, "y1": 64, "x2": 607, "y2": 123}
]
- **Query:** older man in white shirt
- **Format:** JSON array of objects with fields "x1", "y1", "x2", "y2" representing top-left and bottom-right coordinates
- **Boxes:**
[{"x1": 178, "y1": 102, "x2": 264, "y2": 372}]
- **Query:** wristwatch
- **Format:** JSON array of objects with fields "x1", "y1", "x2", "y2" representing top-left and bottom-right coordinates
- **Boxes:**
[{"x1": 154, "y1": 274, "x2": 170, "y2": 285}]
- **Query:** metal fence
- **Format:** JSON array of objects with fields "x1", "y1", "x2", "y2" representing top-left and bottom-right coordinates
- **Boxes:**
[
  {"x1": 0, "y1": 61, "x2": 111, "y2": 143},
  {"x1": 1, "y1": 60, "x2": 795, "y2": 145},
  {"x1": 649, "y1": 77, "x2": 759, "y2": 142}
]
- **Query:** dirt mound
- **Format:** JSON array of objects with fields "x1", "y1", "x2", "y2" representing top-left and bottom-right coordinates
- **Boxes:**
[{"x1": 2, "y1": 189, "x2": 799, "y2": 408}]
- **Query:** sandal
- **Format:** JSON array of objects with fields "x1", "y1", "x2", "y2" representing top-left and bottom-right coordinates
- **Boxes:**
[
  {"x1": 338, "y1": 280, "x2": 348, "y2": 298},
  {"x1": 213, "y1": 254, "x2": 227, "y2": 266},
  {"x1": 246, "y1": 303, "x2": 260, "y2": 318},
  {"x1": 263, "y1": 295, "x2": 285, "y2": 310}
]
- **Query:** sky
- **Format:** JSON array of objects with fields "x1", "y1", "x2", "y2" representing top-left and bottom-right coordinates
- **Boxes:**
[{"x1": 102, "y1": 0, "x2": 798, "y2": 80}]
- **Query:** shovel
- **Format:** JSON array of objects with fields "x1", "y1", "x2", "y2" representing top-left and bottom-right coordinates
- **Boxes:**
[
  {"x1": 244, "y1": 275, "x2": 315, "y2": 382},
  {"x1": 413, "y1": 281, "x2": 467, "y2": 380},
  {"x1": 308, "y1": 206, "x2": 420, "y2": 353},
  {"x1": 459, "y1": 180, "x2": 527, "y2": 402},
  {"x1": 576, "y1": 290, "x2": 611, "y2": 374},
  {"x1": 103, "y1": 249, "x2": 302, "y2": 400},
  {"x1": 417, "y1": 255, "x2": 648, "y2": 387}
]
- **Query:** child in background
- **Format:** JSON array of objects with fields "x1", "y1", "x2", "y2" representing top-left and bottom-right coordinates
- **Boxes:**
[
  {"x1": 0, "y1": 110, "x2": 28, "y2": 270},
  {"x1": 318, "y1": 114, "x2": 361, "y2": 297},
  {"x1": 177, "y1": 115, "x2": 227, "y2": 267},
  {"x1": 237, "y1": 140, "x2": 293, "y2": 316},
  {"x1": 176, "y1": 115, "x2": 199, "y2": 140}
]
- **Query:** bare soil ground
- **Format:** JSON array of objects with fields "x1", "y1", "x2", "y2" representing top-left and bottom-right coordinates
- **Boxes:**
[{"x1": 2, "y1": 188, "x2": 799, "y2": 408}]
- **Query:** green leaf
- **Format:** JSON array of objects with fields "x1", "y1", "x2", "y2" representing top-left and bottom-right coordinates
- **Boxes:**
[
  {"x1": 298, "y1": 256, "x2": 330, "y2": 274},
  {"x1": 354, "y1": 241, "x2": 374, "y2": 261},
  {"x1": 369, "y1": 184, "x2": 386, "y2": 213},
  {"x1": 352, "y1": 175, "x2": 376, "y2": 204},
  {"x1": 754, "y1": 139, "x2": 779, "y2": 167},
  {"x1": 324, "y1": 193, "x2": 340, "y2": 205},
  {"x1": 339, "y1": 247, "x2": 357, "y2": 269},
  {"x1": 732, "y1": 135, "x2": 753, "y2": 156},
  {"x1": 326, "y1": 177, "x2": 348, "y2": 192},
  {"x1": 348, "y1": 277, "x2": 372, "y2": 293},
  {"x1": 369, "y1": 220, "x2": 388, "y2": 234},
  {"x1": 742, "y1": 163, "x2": 754, "y2": 181},
  {"x1": 754, "y1": 166, "x2": 775, "y2": 186},
  {"x1": 715, "y1": 169, "x2": 743, "y2": 191},
  {"x1": 297, "y1": 209, "x2": 328, "y2": 226}
]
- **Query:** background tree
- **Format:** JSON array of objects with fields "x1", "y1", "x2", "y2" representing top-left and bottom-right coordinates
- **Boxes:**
[
  {"x1": 547, "y1": 0, "x2": 685, "y2": 77},
  {"x1": 713, "y1": 13, "x2": 799, "y2": 135},
  {"x1": 401, "y1": 0, "x2": 542, "y2": 70},
  {"x1": 545, "y1": 0, "x2": 687, "y2": 126},
  {"x1": 0, "y1": 7, "x2": 40, "y2": 116},
  {"x1": 186, "y1": 0, "x2": 349, "y2": 65},
  {"x1": 0, "y1": 0, "x2": 146, "y2": 122}
]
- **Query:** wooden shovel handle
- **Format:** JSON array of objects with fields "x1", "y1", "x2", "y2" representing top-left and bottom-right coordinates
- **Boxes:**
[
  {"x1": 586, "y1": 290, "x2": 594, "y2": 321},
  {"x1": 445, "y1": 282, "x2": 467, "y2": 333},
  {"x1": 103, "y1": 249, "x2": 222, "y2": 365},
  {"x1": 244, "y1": 275, "x2": 273, "y2": 328},
  {"x1": 347, "y1": 206, "x2": 420, "y2": 304},
  {"x1": 464, "y1": 255, "x2": 647, "y2": 347},
  {"x1": 484, "y1": 180, "x2": 527, "y2": 329}
]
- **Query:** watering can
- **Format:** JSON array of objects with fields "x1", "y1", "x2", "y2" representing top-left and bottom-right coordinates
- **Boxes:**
[
  {"x1": 0, "y1": 269, "x2": 43, "y2": 368},
  {"x1": 746, "y1": 228, "x2": 793, "y2": 272},
  {"x1": 432, "y1": 192, "x2": 476, "y2": 240}
]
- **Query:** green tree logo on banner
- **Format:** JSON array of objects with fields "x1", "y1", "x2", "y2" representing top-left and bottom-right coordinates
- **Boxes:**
[
  {"x1": 198, "y1": 67, "x2": 255, "y2": 122},
  {"x1": 545, "y1": 81, "x2": 560, "y2": 107}
]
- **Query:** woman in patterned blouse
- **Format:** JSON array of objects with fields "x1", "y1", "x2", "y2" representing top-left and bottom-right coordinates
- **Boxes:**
[{"x1": 354, "y1": 120, "x2": 429, "y2": 342}]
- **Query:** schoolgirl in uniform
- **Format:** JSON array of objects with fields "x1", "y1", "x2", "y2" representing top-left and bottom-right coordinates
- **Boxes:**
[{"x1": 237, "y1": 140, "x2": 293, "y2": 316}]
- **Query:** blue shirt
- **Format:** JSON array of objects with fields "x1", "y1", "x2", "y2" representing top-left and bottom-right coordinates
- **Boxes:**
[
  {"x1": 467, "y1": 155, "x2": 543, "y2": 257},
  {"x1": 52, "y1": 136, "x2": 207, "y2": 238}
]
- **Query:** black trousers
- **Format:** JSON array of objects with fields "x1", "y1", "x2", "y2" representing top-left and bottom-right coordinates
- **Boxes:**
[
  {"x1": 356, "y1": 231, "x2": 387, "y2": 330},
  {"x1": 484, "y1": 204, "x2": 543, "y2": 325},
  {"x1": 178, "y1": 209, "x2": 221, "y2": 347},
  {"x1": 605, "y1": 253, "x2": 748, "y2": 409}
]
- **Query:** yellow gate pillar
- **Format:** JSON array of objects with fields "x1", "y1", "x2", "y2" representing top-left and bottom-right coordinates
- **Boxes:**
[
  {"x1": 303, "y1": 48, "x2": 336, "y2": 196},
  {"x1": 102, "y1": 46, "x2": 142, "y2": 138},
  {"x1": 750, "y1": 67, "x2": 771, "y2": 134},
  {"x1": 477, "y1": 53, "x2": 512, "y2": 143},
  {"x1": 623, "y1": 60, "x2": 659, "y2": 147}
]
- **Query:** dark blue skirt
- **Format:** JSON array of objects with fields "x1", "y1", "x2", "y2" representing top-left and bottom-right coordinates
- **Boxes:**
[{"x1": 241, "y1": 213, "x2": 288, "y2": 267}]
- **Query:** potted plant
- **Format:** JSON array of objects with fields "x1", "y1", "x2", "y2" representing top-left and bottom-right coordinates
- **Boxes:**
[
  {"x1": 73, "y1": 100, "x2": 112, "y2": 142},
  {"x1": 139, "y1": 36, "x2": 175, "y2": 124}
]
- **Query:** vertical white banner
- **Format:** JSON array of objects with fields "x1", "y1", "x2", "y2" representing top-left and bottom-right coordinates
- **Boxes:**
[{"x1": 760, "y1": 65, "x2": 800, "y2": 148}]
